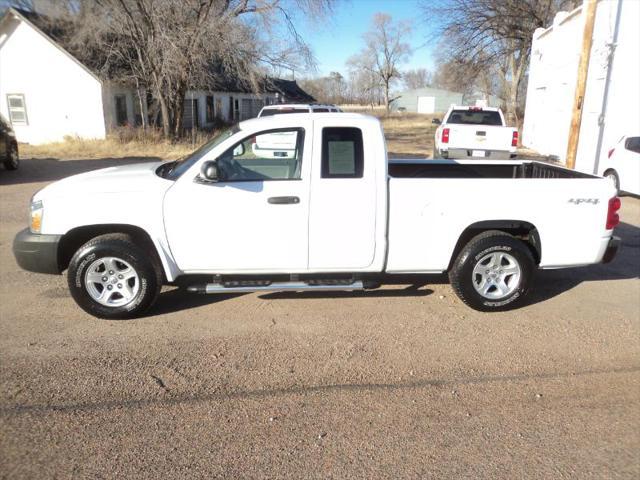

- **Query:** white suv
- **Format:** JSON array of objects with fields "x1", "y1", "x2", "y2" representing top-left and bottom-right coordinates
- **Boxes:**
[{"x1": 257, "y1": 104, "x2": 342, "y2": 117}]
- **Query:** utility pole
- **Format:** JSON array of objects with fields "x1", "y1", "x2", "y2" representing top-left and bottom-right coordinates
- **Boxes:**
[{"x1": 565, "y1": 0, "x2": 598, "y2": 170}]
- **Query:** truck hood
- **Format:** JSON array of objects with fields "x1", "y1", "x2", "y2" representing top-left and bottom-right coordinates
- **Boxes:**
[{"x1": 35, "y1": 161, "x2": 170, "y2": 200}]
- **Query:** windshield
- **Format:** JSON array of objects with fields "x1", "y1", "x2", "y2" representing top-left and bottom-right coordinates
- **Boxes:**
[
  {"x1": 447, "y1": 110, "x2": 503, "y2": 126},
  {"x1": 158, "y1": 125, "x2": 239, "y2": 180},
  {"x1": 259, "y1": 107, "x2": 308, "y2": 117}
]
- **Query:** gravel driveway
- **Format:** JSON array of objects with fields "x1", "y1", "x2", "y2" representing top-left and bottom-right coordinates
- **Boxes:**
[{"x1": 1, "y1": 158, "x2": 639, "y2": 479}]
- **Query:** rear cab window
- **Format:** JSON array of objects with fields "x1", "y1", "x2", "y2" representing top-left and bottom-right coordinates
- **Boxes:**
[
  {"x1": 321, "y1": 127, "x2": 364, "y2": 178},
  {"x1": 447, "y1": 109, "x2": 503, "y2": 126}
]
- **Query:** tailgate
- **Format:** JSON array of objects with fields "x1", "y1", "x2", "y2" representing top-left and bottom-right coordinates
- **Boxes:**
[{"x1": 448, "y1": 125, "x2": 514, "y2": 151}]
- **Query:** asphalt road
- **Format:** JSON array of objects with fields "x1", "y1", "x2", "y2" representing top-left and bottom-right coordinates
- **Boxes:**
[{"x1": 1, "y1": 158, "x2": 639, "y2": 479}]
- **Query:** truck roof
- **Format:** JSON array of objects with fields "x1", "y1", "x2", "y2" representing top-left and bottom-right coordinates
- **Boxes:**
[{"x1": 449, "y1": 105, "x2": 501, "y2": 112}]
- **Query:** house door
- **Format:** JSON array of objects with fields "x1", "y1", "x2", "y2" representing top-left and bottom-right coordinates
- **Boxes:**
[
  {"x1": 417, "y1": 96, "x2": 435, "y2": 114},
  {"x1": 184, "y1": 98, "x2": 199, "y2": 129}
]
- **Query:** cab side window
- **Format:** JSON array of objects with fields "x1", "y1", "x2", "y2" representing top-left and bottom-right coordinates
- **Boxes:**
[
  {"x1": 217, "y1": 128, "x2": 304, "y2": 181},
  {"x1": 321, "y1": 127, "x2": 364, "y2": 178}
]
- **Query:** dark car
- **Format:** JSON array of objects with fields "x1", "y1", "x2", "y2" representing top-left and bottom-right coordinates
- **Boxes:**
[{"x1": 0, "y1": 114, "x2": 19, "y2": 170}]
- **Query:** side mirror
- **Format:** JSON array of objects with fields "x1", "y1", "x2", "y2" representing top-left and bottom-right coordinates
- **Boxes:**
[
  {"x1": 233, "y1": 143, "x2": 245, "y2": 157},
  {"x1": 432, "y1": 118, "x2": 441, "y2": 125},
  {"x1": 200, "y1": 161, "x2": 219, "y2": 182}
]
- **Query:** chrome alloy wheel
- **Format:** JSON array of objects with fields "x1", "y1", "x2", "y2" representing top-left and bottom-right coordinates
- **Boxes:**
[
  {"x1": 472, "y1": 251, "x2": 521, "y2": 300},
  {"x1": 84, "y1": 256, "x2": 139, "y2": 307}
]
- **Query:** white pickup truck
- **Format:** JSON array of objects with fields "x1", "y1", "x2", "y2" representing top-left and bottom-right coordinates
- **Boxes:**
[
  {"x1": 14, "y1": 113, "x2": 621, "y2": 319},
  {"x1": 434, "y1": 106, "x2": 518, "y2": 160}
]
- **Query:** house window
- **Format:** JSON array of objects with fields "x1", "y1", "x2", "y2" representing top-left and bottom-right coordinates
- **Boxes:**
[
  {"x1": 215, "y1": 98, "x2": 223, "y2": 120},
  {"x1": 7, "y1": 94, "x2": 28, "y2": 125},
  {"x1": 206, "y1": 95, "x2": 214, "y2": 123},
  {"x1": 114, "y1": 95, "x2": 128, "y2": 126}
]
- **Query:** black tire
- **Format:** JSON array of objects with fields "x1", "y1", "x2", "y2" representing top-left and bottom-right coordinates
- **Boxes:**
[
  {"x1": 603, "y1": 169, "x2": 619, "y2": 192},
  {"x1": 4, "y1": 143, "x2": 19, "y2": 170},
  {"x1": 449, "y1": 230, "x2": 535, "y2": 312},
  {"x1": 67, "y1": 234, "x2": 162, "y2": 319}
]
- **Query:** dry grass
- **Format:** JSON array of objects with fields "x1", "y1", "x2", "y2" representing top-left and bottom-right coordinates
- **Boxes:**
[
  {"x1": 20, "y1": 115, "x2": 439, "y2": 161},
  {"x1": 380, "y1": 112, "x2": 438, "y2": 159},
  {"x1": 340, "y1": 106, "x2": 439, "y2": 158},
  {"x1": 20, "y1": 127, "x2": 217, "y2": 161}
]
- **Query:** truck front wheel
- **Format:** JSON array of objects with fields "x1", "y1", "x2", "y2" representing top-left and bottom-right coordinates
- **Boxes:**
[
  {"x1": 67, "y1": 234, "x2": 162, "y2": 319},
  {"x1": 449, "y1": 231, "x2": 535, "y2": 311}
]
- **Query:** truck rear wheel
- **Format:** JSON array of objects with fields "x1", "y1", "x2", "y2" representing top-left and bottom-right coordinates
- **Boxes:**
[
  {"x1": 67, "y1": 234, "x2": 162, "y2": 319},
  {"x1": 449, "y1": 231, "x2": 534, "y2": 311}
]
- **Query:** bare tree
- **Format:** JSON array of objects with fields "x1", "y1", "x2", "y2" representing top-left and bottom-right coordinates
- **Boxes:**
[
  {"x1": 348, "y1": 13, "x2": 412, "y2": 112},
  {"x1": 431, "y1": 59, "x2": 476, "y2": 94},
  {"x1": 402, "y1": 68, "x2": 432, "y2": 90},
  {"x1": 299, "y1": 71, "x2": 348, "y2": 104},
  {"x1": 50, "y1": 0, "x2": 334, "y2": 138},
  {"x1": 425, "y1": 0, "x2": 577, "y2": 124}
]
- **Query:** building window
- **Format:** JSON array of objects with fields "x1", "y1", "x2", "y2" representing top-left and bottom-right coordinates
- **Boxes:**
[
  {"x1": 215, "y1": 98, "x2": 223, "y2": 120},
  {"x1": 206, "y1": 95, "x2": 214, "y2": 123},
  {"x1": 7, "y1": 94, "x2": 28, "y2": 125},
  {"x1": 114, "y1": 95, "x2": 128, "y2": 126}
]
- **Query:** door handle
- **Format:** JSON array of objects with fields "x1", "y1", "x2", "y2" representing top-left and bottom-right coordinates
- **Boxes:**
[{"x1": 268, "y1": 196, "x2": 300, "y2": 205}]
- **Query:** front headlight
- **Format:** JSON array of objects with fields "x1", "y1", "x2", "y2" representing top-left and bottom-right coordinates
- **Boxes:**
[{"x1": 30, "y1": 200, "x2": 43, "y2": 233}]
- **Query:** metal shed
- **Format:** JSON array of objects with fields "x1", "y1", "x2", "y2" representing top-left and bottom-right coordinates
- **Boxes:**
[{"x1": 390, "y1": 87, "x2": 502, "y2": 114}]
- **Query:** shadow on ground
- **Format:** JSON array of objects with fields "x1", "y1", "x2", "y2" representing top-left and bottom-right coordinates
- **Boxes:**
[
  {"x1": 524, "y1": 221, "x2": 639, "y2": 306},
  {"x1": 0, "y1": 157, "x2": 163, "y2": 186}
]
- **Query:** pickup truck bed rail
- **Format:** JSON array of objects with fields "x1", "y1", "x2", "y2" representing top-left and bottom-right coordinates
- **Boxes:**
[{"x1": 389, "y1": 161, "x2": 595, "y2": 180}]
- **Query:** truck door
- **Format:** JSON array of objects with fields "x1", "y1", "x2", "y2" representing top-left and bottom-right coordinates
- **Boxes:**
[
  {"x1": 308, "y1": 122, "x2": 380, "y2": 270},
  {"x1": 163, "y1": 124, "x2": 311, "y2": 272}
]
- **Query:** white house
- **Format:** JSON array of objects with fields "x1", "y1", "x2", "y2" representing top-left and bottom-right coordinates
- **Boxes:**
[
  {"x1": 522, "y1": 0, "x2": 639, "y2": 175},
  {"x1": 0, "y1": 7, "x2": 314, "y2": 144}
]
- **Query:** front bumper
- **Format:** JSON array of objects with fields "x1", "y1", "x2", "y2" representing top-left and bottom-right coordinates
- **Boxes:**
[
  {"x1": 602, "y1": 235, "x2": 621, "y2": 264},
  {"x1": 12, "y1": 228, "x2": 62, "y2": 274}
]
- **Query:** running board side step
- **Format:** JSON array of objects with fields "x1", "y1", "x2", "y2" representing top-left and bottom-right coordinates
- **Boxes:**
[{"x1": 187, "y1": 281, "x2": 364, "y2": 294}]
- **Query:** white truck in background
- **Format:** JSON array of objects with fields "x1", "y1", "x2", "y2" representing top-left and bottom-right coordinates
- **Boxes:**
[
  {"x1": 13, "y1": 113, "x2": 621, "y2": 319},
  {"x1": 434, "y1": 106, "x2": 518, "y2": 160}
]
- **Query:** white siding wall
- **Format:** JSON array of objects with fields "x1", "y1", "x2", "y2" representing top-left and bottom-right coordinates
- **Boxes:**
[
  {"x1": 522, "y1": 0, "x2": 640, "y2": 174},
  {"x1": 0, "y1": 15, "x2": 106, "y2": 144},
  {"x1": 185, "y1": 91, "x2": 277, "y2": 127}
]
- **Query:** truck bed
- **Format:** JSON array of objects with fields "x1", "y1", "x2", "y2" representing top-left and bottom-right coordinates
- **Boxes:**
[
  {"x1": 388, "y1": 160, "x2": 595, "y2": 180},
  {"x1": 385, "y1": 159, "x2": 614, "y2": 274}
]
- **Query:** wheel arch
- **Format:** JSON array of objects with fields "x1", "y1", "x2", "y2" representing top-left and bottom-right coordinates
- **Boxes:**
[
  {"x1": 602, "y1": 168, "x2": 619, "y2": 188},
  {"x1": 58, "y1": 224, "x2": 168, "y2": 281},
  {"x1": 448, "y1": 220, "x2": 542, "y2": 269}
]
